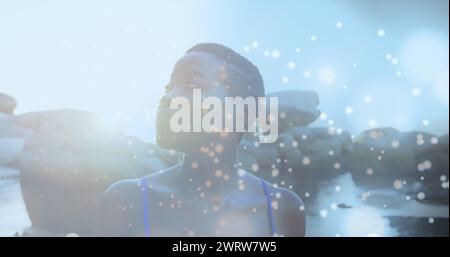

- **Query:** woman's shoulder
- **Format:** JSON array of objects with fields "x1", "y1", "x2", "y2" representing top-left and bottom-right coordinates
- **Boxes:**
[
  {"x1": 241, "y1": 170, "x2": 305, "y2": 208},
  {"x1": 261, "y1": 179, "x2": 304, "y2": 207},
  {"x1": 102, "y1": 163, "x2": 183, "y2": 202},
  {"x1": 255, "y1": 176, "x2": 306, "y2": 236}
]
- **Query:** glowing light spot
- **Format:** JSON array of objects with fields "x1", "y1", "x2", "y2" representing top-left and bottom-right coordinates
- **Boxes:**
[
  {"x1": 303, "y1": 70, "x2": 311, "y2": 78},
  {"x1": 271, "y1": 200, "x2": 279, "y2": 210},
  {"x1": 431, "y1": 137, "x2": 439, "y2": 144},
  {"x1": 368, "y1": 119, "x2": 378, "y2": 128},
  {"x1": 318, "y1": 66, "x2": 336, "y2": 85},
  {"x1": 423, "y1": 160, "x2": 432, "y2": 170},
  {"x1": 345, "y1": 106, "x2": 353, "y2": 114},
  {"x1": 411, "y1": 87, "x2": 421, "y2": 96},
  {"x1": 302, "y1": 156, "x2": 311, "y2": 166},
  {"x1": 272, "y1": 168, "x2": 279, "y2": 177},
  {"x1": 214, "y1": 144, "x2": 224, "y2": 153},
  {"x1": 391, "y1": 140, "x2": 400, "y2": 149},
  {"x1": 417, "y1": 192, "x2": 426, "y2": 200},
  {"x1": 271, "y1": 49, "x2": 280, "y2": 59},
  {"x1": 393, "y1": 179, "x2": 403, "y2": 190},
  {"x1": 288, "y1": 61, "x2": 296, "y2": 70}
]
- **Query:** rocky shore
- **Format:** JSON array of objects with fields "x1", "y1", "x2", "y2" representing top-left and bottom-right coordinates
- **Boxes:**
[{"x1": 1, "y1": 91, "x2": 448, "y2": 236}]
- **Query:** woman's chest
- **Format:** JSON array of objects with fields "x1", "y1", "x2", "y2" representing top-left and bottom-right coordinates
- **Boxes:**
[{"x1": 136, "y1": 197, "x2": 273, "y2": 237}]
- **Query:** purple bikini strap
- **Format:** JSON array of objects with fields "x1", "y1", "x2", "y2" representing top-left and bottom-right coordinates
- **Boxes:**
[
  {"x1": 140, "y1": 178, "x2": 151, "y2": 237},
  {"x1": 261, "y1": 179, "x2": 276, "y2": 236}
]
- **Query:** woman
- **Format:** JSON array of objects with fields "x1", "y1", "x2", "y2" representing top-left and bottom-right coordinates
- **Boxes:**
[{"x1": 95, "y1": 43, "x2": 305, "y2": 237}]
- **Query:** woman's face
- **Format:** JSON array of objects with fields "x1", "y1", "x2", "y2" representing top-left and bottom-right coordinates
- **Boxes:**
[{"x1": 156, "y1": 51, "x2": 239, "y2": 153}]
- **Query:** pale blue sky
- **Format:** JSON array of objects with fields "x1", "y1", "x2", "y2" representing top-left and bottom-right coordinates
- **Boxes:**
[{"x1": 1, "y1": 0, "x2": 448, "y2": 141}]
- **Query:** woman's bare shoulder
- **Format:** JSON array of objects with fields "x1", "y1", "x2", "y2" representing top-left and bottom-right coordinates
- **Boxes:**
[
  {"x1": 102, "y1": 163, "x2": 182, "y2": 200},
  {"x1": 257, "y1": 178, "x2": 306, "y2": 237}
]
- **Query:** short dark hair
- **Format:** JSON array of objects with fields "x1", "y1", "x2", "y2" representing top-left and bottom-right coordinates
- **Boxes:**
[{"x1": 186, "y1": 43, "x2": 265, "y2": 99}]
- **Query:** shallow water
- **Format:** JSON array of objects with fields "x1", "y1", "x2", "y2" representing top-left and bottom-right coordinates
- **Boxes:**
[
  {"x1": 305, "y1": 173, "x2": 449, "y2": 237},
  {"x1": 0, "y1": 168, "x2": 448, "y2": 237},
  {"x1": 0, "y1": 168, "x2": 31, "y2": 237}
]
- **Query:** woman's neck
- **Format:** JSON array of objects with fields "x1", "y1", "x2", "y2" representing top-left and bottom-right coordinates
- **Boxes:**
[{"x1": 175, "y1": 143, "x2": 243, "y2": 196}]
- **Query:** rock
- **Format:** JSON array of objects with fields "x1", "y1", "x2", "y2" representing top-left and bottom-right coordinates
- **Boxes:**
[
  {"x1": 354, "y1": 127, "x2": 436, "y2": 156},
  {"x1": 239, "y1": 126, "x2": 352, "y2": 202},
  {"x1": 0, "y1": 93, "x2": 17, "y2": 114},
  {"x1": 387, "y1": 216, "x2": 449, "y2": 237},
  {"x1": 413, "y1": 134, "x2": 449, "y2": 204},
  {"x1": 346, "y1": 127, "x2": 448, "y2": 206},
  {"x1": 276, "y1": 126, "x2": 352, "y2": 171},
  {"x1": 349, "y1": 128, "x2": 418, "y2": 189},
  {"x1": 13, "y1": 109, "x2": 178, "y2": 235},
  {"x1": 277, "y1": 126, "x2": 352, "y2": 197},
  {"x1": 266, "y1": 91, "x2": 320, "y2": 132}
]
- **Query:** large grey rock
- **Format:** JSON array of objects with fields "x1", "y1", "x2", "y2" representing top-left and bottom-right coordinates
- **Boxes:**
[
  {"x1": 266, "y1": 90, "x2": 320, "y2": 132},
  {"x1": 349, "y1": 128, "x2": 446, "y2": 198},
  {"x1": 0, "y1": 93, "x2": 17, "y2": 114},
  {"x1": 276, "y1": 126, "x2": 352, "y2": 171},
  {"x1": 239, "y1": 126, "x2": 352, "y2": 202},
  {"x1": 355, "y1": 127, "x2": 437, "y2": 156},
  {"x1": 414, "y1": 134, "x2": 449, "y2": 204},
  {"x1": 278, "y1": 126, "x2": 352, "y2": 197},
  {"x1": 13, "y1": 109, "x2": 178, "y2": 235},
  {"x1": 349, "y1": 128, "x2": 418, "y2": 189}
]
